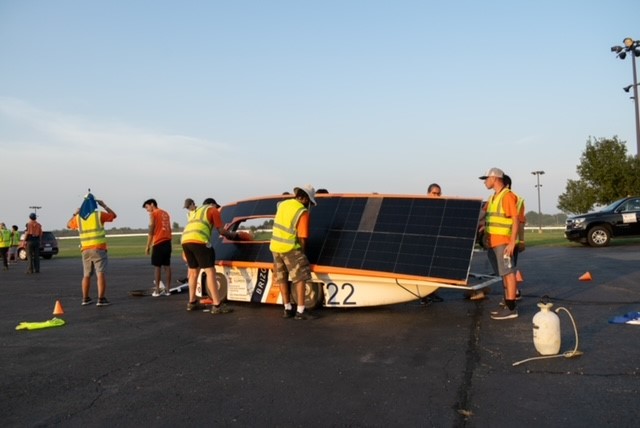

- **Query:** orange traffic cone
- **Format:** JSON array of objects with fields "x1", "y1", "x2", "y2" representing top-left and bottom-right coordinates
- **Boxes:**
[
  {"x1": 516, "y1": 270, "x2": 524, "y2": 282},
  {"x1": 53, "y1": 300, "x2": 64, "y2": 316},
  {"x1": 579, "y1": 271, "x2": 592, "y2": 281}
]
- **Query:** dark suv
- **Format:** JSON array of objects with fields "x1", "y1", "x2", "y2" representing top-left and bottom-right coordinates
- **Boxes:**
[
  {"x1": 18, "y1": 231, "x2": 60, "y2": 260},
  {"x1": 565, "y1": 197, "x2": 640, "y2": 247}
]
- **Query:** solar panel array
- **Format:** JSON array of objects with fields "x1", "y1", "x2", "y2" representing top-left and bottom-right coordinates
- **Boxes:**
[{"x1": 214, "y1": 195, "x2": 482, "y2": 283}]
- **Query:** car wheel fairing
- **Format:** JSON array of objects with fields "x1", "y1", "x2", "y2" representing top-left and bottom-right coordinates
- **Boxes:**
[
  {"x1": 587, "y1": 226, "x2": 611, "y2": 247},
  {"x1": 291, "y1": 281, "x2": 323, "y2": 309}
]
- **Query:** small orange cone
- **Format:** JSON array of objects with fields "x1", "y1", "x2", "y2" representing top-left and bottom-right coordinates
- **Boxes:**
[
  {"x1": 516, "y1": 270, "x2": 524, "y2": 282},
  {"x1": 53, "y1": 300, "x2": 64, "y2": 316},
  {"x1": 579, "y1": 271, "x2": 592, "y2": 281}
]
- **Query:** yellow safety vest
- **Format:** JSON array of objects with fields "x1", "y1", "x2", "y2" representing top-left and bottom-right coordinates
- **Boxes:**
[
  {"x1": 270, "y1": 199, "x2": 306, "y2": 253},
  {"x1": 0, "y1": 229, "x2": 11, "y2": 248},
  {"x1": 10, "y1": 231, "x2": 20, "y2": 246},
  {"x1": 78, "y1": 212, "x2": 106, "y2": 248},
  {"x1": 486, "y1": 188, "x2": 513, "y2": 237},
  {"x1": 181, "y1": 205, "x2": 212, "y2": 244}
]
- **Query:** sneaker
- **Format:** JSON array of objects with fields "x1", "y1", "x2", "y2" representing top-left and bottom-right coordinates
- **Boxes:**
[
  {"x1": 283, "y1": 309, "x2": 294, "y2": 318},
  {"x1": 96, "y1": 298, "x2": 111, "y2": 307},
  {"x1": 187, "y1": 301, "x2": 204, "y2": 311},
  {"x1": 294, "y1": 311, "x2": 317, "y2": 320},
  {"x1": 176, "y1": 278, "x2": 188, "y2": 285},
  {"x1": 162, "y1": 290, "x2": 171, "y2": 296},
  {"x1": 81, "y1": 297, "x2": 93, "y2": 306},
  {"x1": 210, "y1": 304, "x2": 233, "y2": 315},
  {"x1": 469, "y1": 290, "x2": 486, "y2": 301},
  {"x1": 152, "y1": 290, "x2": 162, "y2": 297},
  {"x1": 516, "y1": 289, "x2": 522, "y2": 301},
  {"x1": 491, "y1": 307, "x2": 518, "y2": 320}
]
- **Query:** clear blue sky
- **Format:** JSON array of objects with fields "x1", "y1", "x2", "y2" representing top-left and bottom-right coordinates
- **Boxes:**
[{"x1": 1, "y1": 0, "x2": 637, "y2": 229}]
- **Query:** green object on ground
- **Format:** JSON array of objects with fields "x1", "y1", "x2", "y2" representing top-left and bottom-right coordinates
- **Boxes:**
[{"x1": 16, "y1": 317, "x2": 66, "y2": 331}]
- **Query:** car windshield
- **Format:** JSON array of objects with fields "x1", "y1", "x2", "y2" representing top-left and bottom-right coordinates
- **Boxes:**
[{"x1": 600, "y1": 198, "x2": 627, "y2": 212}]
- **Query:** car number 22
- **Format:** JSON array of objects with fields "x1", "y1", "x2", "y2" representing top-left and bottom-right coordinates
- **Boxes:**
[{"x1": 325, "y1": 282, "x2": 357, "y2": 306}]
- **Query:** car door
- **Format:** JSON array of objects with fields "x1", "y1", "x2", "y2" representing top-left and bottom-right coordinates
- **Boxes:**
[{"x1": 615, "y1": 198, "x2": 640, "y2": 237}]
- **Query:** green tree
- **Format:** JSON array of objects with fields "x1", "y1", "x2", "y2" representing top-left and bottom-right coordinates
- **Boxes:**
[{"x1": 558, "y1": 136, "x2": 640, "y2": 214}]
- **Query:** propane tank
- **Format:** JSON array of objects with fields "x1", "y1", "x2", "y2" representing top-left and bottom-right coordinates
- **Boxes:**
[{"x1": 532, "y1": 301, "x2": 561, "y2": 355}]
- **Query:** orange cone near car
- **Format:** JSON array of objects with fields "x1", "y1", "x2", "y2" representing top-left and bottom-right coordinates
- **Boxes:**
[
  {"x1": 579, "y1": 271, "x2": 592, "y2": 281},
  {"x1": 53, "y1": 300, "x2": 64, "y2": 316}
]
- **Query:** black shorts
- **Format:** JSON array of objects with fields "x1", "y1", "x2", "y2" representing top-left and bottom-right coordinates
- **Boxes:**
[
  {"x1": 182, "y1": 242, "x2": 215, "y2": 269},
  {"x1": 151, "y1": 240, "x2": 172, "y2": 267}
]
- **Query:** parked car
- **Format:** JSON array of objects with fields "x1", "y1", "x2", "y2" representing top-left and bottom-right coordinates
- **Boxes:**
[
  {"x1": 564, "y1": 197, "x2": 640, "y2": 247},
  {"x1": 18, "y1": 231, "x2": 60, "y2": 260}
]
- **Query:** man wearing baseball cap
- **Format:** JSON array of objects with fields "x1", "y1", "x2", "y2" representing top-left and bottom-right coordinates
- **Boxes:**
[
  {"x1": 270, "y1": 184, "x2": 317, "y2": 320},
  {"x1": 479, "y1": 168, "x2": 520, "y2": 320}
]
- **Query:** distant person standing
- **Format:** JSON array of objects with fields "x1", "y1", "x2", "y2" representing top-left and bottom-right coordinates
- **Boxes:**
[
  {"x1": 181, "y1": 197, "x2": 235, "y2": 314},
  {"x1": 143, "y1": 198, "x2": 173, "y2": 297},
  {"x1": 67, "y1": 195, "x2": 117, "y2": 307},
  {"x1": 8, "y1": 225, "x2": 20, "y2": 264},
  {"x1": 0, "y1": 223, "x2": 11, "y2": 270},
  {"x1": 270, "y1": 185, "x2": 317, "y2": 320},
  {"x1": 25, "y1": 213, "x2": 43, "y2": 274}
]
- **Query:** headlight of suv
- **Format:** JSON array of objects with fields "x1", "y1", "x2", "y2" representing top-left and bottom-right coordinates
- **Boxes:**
[{"x1": 567, "y1": 217, "x2": 586, "y2": 229}]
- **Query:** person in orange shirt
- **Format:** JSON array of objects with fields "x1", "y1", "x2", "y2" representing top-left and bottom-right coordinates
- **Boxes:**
[
  {"x1": 143, "y1": 199, "x2": 173, "y2": 297},
  {"x1": 478, "y1": 168, "x2": 520, "y2": 320},
  {"x1": 25, "y1": 213, "x2": 43, "y2": 274},
  {"x1": 67, "y1": 197, "x2": 117, "y2": 306},
  {"x1": 181, "y1": 197, "x2": 236, "y2": 314}
]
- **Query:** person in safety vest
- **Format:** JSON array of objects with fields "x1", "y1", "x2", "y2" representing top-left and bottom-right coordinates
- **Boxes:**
[
  {"x1": 180, "y1": 197, "x2": 237, "y2": 314},
  {"x1": 25, "y1": 213, "x2": 43, "y2": 274},
  {"x1": 0, "y1": 223, "x2": 11, "y2": 270},
  {"x1": 478, "y1": 168, "x2": 520, "y2": 320},
  {"x1": 143, "y1": 198, "x2": 173, "y2": 297},
  {"x1": 8, "y1": 225, "x2": 20, "y2": 264},
  {"x1": 269, "y1": 184, "x2": 317, "y2": 320},
  {"x1": 67, "y1": 196, "x2": 117, "y2": 307}
]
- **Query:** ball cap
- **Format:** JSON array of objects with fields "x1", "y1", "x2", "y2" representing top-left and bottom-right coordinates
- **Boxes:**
[
  {"x1": 294, "y1": 184, "x2": 317, "y2": 206},
  {"x1": 183, "y1": 198, "x2": 195, "y2": 209},
  {"x1": 479, "y1": 167, "x2": 505, "y2": 180}
]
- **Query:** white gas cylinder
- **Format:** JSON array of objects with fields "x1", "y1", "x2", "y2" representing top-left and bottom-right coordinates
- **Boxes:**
[{"x1": 532, "y1": 302, "x2": 561, "y2": 355}]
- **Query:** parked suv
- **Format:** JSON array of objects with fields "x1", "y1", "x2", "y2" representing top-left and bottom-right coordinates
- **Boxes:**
[
  {"x1": 565, "y1": 197, "x2": 640, "y2": 247},
  {"x1": 18, "y1": 231, "x2": 60, "y2": 260}
]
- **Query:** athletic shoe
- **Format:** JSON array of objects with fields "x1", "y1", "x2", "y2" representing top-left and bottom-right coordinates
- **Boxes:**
[
  {"x1": 469, "y1": 290, "x2": 486, "y2": 301},
  {"x1": 187, "y1": 301, "x2": 204, "y2": 311},
  {"x1": 81, "y1": 297, "x2": 93, "y2": 306},
  {"x1": 162, "y1": 290, "x2": 171, "y2": 296},
  {"x1": 210, "y1": 304, "x2": 233, "y2": 315},
  {"x1": 96, "y1": 298, "x2": 111, "y2": 307},
  {"x1": 294, "y1": 311, "x2": 317, "y2": 320},
  {"x1": 516, "y1": 289, "x2": 522, "y2": 301},
  {"x1": 283, "y1": 309, "x2": 294, "y2": 318},
  {"x1": 152, "y1": 290, "x2": 162, "y2": 297},
  {"x1": 490, "y1": 307, "x2": 518, "y2": 320}
]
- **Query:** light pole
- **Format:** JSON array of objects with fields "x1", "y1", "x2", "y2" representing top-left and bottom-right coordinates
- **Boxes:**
[
  {"x1": 29, "y1": 206, "x2": 42, "y2": 217},
  {"x1": 531, "y1": 171, "x2": 545, "y2": 233},
  {"x1": 611, "y1": 37, "x2": 640, "y2": 158}
]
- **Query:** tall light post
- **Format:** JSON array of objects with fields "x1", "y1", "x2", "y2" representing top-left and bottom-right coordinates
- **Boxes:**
[
  {"x1": 531, "y1": 171, "x2": 545, "y2": 233},
  {"x1": 611, "y1": 37, "x2": 640, "y2": 158},
  {"x1": 29, "y1": 206, "x2": 42, "y2": 217}
]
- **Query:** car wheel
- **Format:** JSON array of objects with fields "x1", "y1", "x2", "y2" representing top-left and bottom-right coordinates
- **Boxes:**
[
  {"x1": 215, "y1": 273, "x2": 228, "y2": 301},
  {"x1": 18, "y1": 248, "x2": 27, "y2": 261},
  {"x1": 291, "y1": 281, "x2": 324, "y2": 309},
  {"x1": 587, "y1": 226, "x2": 611, "y2": 247},
  {"x1": 42, "y1": 255, "x2": 53, "y2": 260}
]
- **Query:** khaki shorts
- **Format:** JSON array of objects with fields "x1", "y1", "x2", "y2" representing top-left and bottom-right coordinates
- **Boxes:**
[
  {"x1": 272, "y1": 249, "x2": 311, "y2": 283},
  {"x1": 82, "y1": 249, "x2": 108, "y2": 277}
]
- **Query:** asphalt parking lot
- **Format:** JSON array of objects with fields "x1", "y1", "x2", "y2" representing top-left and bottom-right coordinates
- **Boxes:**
[{"x1": 1, "y1": 245, "x2": 639, "y2": 427}]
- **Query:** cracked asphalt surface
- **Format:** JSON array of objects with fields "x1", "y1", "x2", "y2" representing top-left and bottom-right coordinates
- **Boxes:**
[{"x1": 2, "y1": 245, "x2": 639, "y2": 427}]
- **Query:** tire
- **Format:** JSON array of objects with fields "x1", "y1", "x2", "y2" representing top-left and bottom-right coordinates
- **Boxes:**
[
  {"x1": 215, "y1": 273, "x2": 228, "y2": 301},
  {"x1": 18, "y1": 248, "x2": 27, "y2": 261},
  {"x1": 587, "y1": 225, "x2": 611, "y2": 247},
  {"x1": 291, "y1": 281, "x2": 324, "y2": 309},
  {"x1": 42, "y1": 255, "x2": 53, "y2": 260}
]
